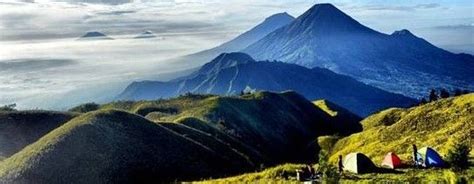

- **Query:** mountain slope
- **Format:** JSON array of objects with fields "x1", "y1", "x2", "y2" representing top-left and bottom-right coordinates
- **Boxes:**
[
  {"x1": 328, "y1": 93, "x2": 474, "y2": 164},
  {"x1": 0, "y1": 110, "x2": 254, "y2": 183},
  {"x1": 0, "y1": 91, "x2": 357, "y2": 183},
  {"x1": 0, "y1": 111, "x2": 77, "y2": 160},
  {"x1": 118, "y1": 52, "x2": 416, "y2": 116},
  {"x1": 171, "y1": 12, "x2": 295, "y2": 68},
  {"x1": 243, "y1": 3, "x2": 474, "y2": 98}
]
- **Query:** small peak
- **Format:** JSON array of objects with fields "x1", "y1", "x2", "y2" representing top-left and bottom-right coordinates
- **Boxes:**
[
  {"x1": 264, "y1": 12, "x2": 295, "y2": 22},
  {"x1": 391, "y1": 29, "x2": 414, "y2": 36},
  {"x1": 198, "y1": 52, "x2": 255, "y2": 75},
  {"x1": 82, "y1": 31, "x2": 107, "y2": 37}
]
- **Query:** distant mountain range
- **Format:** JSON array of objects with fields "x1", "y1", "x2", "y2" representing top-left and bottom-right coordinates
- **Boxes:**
[
  {"x1": 78, "y1": 31, "x2": 113, "y2": 40},
  {"x1": 118, "y1": 52, "x2": 415, "y2": 116},
  {"x1": 242, "y1": 3, "x2": 474, "y2": 98}
]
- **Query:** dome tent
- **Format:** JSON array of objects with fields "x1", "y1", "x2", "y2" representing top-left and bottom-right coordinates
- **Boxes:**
[
  {"x1": 381, "y1": 152, "x2": 402, "y2": 169},
  {"x1": 417, "y1": 147, "x2": 445, "y2": 167},
  {"x1": 343, "y1": 152, "x2": 377, "y2": 174}
]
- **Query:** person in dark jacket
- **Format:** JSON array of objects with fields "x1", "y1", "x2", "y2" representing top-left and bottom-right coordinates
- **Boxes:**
[{"x1": 338, "y1": 155, "x2": 344, "y2": 174}]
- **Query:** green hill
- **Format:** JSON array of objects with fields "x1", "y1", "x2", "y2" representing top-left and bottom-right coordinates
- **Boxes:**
[
  {"x1": 313, "y1": 100, "x2": 362, "y2": 136},
  {"x1": 197, "y1": 94, "x2": 474, "y2": 183},
  {"x1": 0, "y1": 110, "x2": 76, "y2": 159},
  {"x1": 0, "y1": 110, "x2": 254, "y2": 183},
  {"x1": 329, "y1": 93, "x2": 473, "y2": 164},
  {"x1": 101, "y1": 91, "x2": 362, "y2": 163},
  {"x1": 0, "y1": 91, "x2": 361, "y2": 183}
]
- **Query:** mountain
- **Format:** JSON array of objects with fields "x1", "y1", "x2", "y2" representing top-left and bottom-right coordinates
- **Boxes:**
[
  {"x1": 117, "y1": 52, "x2": 416, "y2": 116},
  {"x1": 171, "y1": 12, "x2": 295, "y2": 68},
  {"x1": 0, "y1": 110, "x2": 76, "y2": 160},
  {"x1": 328, "y1": 93, "x2": 473, "y2": 164},
  {"x1": 134, "y1": 31, "x2": 157, "y2": 39},
  {"x1": 243, "y1": 3, "x2": 474, "y2": 98},
  {"x1": 0, "y1": 91, "x2": 356, "y2": 183},
  {"x1": 78, "y1": 31, "x2": 113, "y2": 40}
]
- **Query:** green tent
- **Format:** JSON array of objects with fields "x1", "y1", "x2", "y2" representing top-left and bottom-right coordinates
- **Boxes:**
[{"x1": 343, "y1": 152, "x2": 377, "y2": 174}]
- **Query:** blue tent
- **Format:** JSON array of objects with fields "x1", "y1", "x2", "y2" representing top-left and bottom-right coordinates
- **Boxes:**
[{"x1": 417, "y1": 147, "x2": 445, "y2": 167}]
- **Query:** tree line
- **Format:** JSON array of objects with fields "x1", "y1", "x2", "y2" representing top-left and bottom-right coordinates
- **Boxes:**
[{"x1": 419, "y1": 88, "x2": 471, "y2": 104}]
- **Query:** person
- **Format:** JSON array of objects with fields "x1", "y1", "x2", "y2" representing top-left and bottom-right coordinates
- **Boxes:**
[
  {"x1": 338, "y1": 155, "x2": 344, "y2": 174},
  {"x1": 412, "y1": 144, "x2": 419, "y2": 168}
]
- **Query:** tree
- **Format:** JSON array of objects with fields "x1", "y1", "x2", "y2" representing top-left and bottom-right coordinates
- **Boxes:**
[
  {"x1": 419, "y1": 98, "x2": 427, "y2": 105},
  {"x1": 318, "y1": 150, "x2": 340, "y2": 183},
  {"x1": 446, "y1": 141, "x2": 471, "y2": 171},
  {"x1": 439, "y1": 88, "x2": 450, "y2": 99},
  {"x1": 0, "y1": 103, "x2": 17, "y2": 111},
  {"x1": 429, "y1": 89, "x2": 438, "y2": 102}
]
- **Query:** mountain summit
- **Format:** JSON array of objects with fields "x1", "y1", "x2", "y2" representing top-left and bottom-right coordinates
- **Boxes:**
[
  {"x1": 78, "y1": 31, "x2": 113, "y2": 40},
  {"x1": 243, "y1": 3, "x2": 474, "y2": 97},
  {"x1": 287, "y1": 3, "x2": 378, "y2": 35}
]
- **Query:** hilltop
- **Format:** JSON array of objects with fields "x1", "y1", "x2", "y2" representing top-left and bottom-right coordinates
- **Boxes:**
[
  {"x1": 0, "y1": 91, "x2": 360, "y2": 183},
  {"x1": 118, "y1": 52, "x2": 416, "y2": 117}
]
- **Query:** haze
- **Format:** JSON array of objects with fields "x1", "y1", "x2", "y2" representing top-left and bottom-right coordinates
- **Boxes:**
[{"x1": 0, "y1": 0, "x2": 472, "y2": 109}]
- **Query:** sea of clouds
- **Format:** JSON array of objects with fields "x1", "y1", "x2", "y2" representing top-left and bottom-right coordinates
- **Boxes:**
[{"x1": 0, "y1": 0, "x2": 472, "y2": 110}]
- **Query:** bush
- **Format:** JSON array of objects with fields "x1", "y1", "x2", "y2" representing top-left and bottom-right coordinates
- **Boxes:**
[
  {"x1": 0, "y1": 104, "x2": 17, "y2": 111},
  {"x1": 318, "y1": 150, "x2": 340, "y2": 183},
  {"x1": 446, "y1": 141, "x2": 471, "y2": 171},
  {"x1": 69, "y1": 103, "x2": 100, "y2": 113}
]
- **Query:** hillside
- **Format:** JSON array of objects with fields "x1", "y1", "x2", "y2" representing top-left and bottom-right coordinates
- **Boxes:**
[
  {"x1": 0, "y1": 110, "x2": 77, "y2": 159},
  {"x1": 111, "y1": 91, "x2": 362, "y2": 162},
  {"x1": 0, "y1": 110, "x2": 255, "y2": 183},
  {"x1": 198, "y1": 94, "x2": 474, "y2": 183},
  {"x1": 243, "y1": 3, "x2": 474, "y2": 98},
  {"x1": 0, "y1": 91, "x2": 360, "y2": 183},
  {"x1": 313, "y1": 100, "x2": 362, "y2": 135},
  {"x1": 328, "y1": 93, "x2": 474, "y2": 164},
  {"x1": 118, "y1": 52, "x2": 416, "y2": 116}
]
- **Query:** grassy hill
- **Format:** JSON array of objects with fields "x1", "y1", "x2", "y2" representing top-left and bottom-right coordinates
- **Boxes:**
[
  {"x1": 0, "y1": 110, "x2": 255, "y2": 183},
  {"x1": 0, "y1": 110, "x2": 77, "y2": 159},
  {"x1": 100, "y1": 91, "x2": 362, "y2": 163},
  {"x1": 0, "y1": 91, "x2": 362, "y2": 183},
  {"x1": 328, "y1": 93, "x2": 473, "y2": 164},
  {"x1": 198, "y1": 94, "x2": 473, "y2": 183}
]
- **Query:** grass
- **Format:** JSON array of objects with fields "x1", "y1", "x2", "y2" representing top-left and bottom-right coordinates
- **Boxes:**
[
  {"x1": 0, "y1": 91, "x2": 360, "y2": 183},
  {"x1": 0, "y1": 110, "x2": 77, "y2": 159},
  {"x1": 329, "y1": 93, "x2": 473, "y2": 164}
]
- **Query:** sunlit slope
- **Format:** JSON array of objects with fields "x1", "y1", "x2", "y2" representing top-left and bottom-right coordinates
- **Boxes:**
[
  {"x1": 329, "y1": 93, "x2": 474, "y2": 164},
  {"x1": 0, "y1": 111, "x2": 76, "y2": 159},
  {"x1": 0, "y1": 110, "x2": 251, "y2": 183}
]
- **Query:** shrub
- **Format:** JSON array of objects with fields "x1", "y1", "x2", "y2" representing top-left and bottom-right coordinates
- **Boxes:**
[
  {"x1": 0, "y1": 104, "x2": 17, "y2": 111},
  {"x1": 318, "y1": 150, "x2": 340, "y2": 183},
  {"x1": 69, "y1": 103, "x2": 100, "y2": 113},
  {"x1": 446, "y1": 141, "x2": 471, "y2": 171}
]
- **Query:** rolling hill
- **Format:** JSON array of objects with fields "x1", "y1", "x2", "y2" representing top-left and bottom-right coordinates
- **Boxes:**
[
  {"x1": 118, "y1": 52, "x2": 416, "y2": 117},
  {"x1": 328, "y1": 93, "x2": 473, "y2": 164},
  {"x1": 243, "y1": 3, "x2": 474, "y2": 98},
  {"x1": 0, "y1": 110, "x2": 77, "y2": 160},
  {"x1": 0, "y1": 91, "x2": 360, "y2": 183}
]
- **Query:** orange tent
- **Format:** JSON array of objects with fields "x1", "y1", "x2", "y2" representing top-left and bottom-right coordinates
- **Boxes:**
[{"x1": 381, "y1": 152, "x2": 402, "y2": 169}]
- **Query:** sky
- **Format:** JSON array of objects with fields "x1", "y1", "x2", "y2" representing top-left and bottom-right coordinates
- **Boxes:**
[{"x1": 0, "y1": 0, "x2": 473, "y2": 109}]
